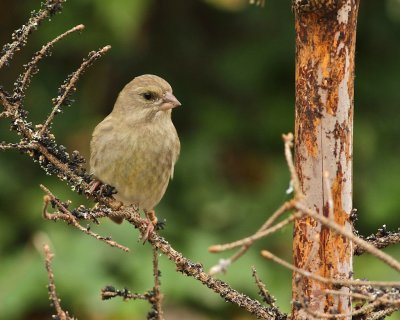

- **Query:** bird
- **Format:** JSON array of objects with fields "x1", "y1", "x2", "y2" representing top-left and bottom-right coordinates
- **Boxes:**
[{"x1": 89, "y1": 74, "x2": 181, "y2": 240}]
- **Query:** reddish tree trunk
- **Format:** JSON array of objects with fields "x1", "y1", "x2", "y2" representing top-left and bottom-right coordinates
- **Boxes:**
[{"x1": 292, "y1": 0, "x2": 360, "y2": 319}]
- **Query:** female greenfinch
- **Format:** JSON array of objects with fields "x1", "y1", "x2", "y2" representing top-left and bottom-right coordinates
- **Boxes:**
[{"x1": 90, "y1": 74, "x2": 181, "y2": 238}]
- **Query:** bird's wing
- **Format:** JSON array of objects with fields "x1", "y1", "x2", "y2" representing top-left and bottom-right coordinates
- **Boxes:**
[{"x1": 170, "y1": 137, "x2": 180, "y2": 180}]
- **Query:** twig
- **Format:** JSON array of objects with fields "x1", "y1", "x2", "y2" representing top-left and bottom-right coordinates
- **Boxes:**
[
  {"x1": 282, "y1": 133, "x2": 302, "y2": 197},
  {"x1": 208, "y1": 134, "x2": 303, "y2": 275},
  {"x1": 39, "y1": 45, "x2": 111, "y2": 135},
  {"x1": 44, "y1": 244, "x2": 75, "y2": 320},
  {"x1": 0, "y1": 142, "x2": 30, "y2": 150},
  {"x1": 261, "y1": 249, "x2": 400, "y2": 287},
  {"x1": 101, "y1": 286, "x2": 150, "y2": 301},
  {"x1": 145, "y1": 233, "x2": 287, "y2": 319},
  {"x1": 355, "y1": 227, "x2": 400, "y2": 256},
  {"x1": 209, "y1": 202, "x2": 297, "y2": 253},
  {"x1": 365, "y1": 307, "x2": 399, "y2": 320},
  {"x1": 323, "y1": 289, "x2": 400, "y2": 306},
  {"x1": 14, "y1": 24, "x2": 85, "y2": 100},
  {"x1": 302, "y1": 299, "x2": 383, "y2": 319},
  {"x1": 252, "y1": 267, "x2": 276, "y2": 307},
  {"x1": 41, "y1": 185, "x2": 130, "y2": 252},
  {"x1": 0, "y1": 111, "x2": 11, "y2": 118},
  {"x1": 294, "y1": 202, "x2": 400, "y2": 272},
  {"x1": 150, "y1": 246, "x2": 164, "y2": 320},
  {"x1": 0, "y1": 0, "x2": 65, "y2": 69}
]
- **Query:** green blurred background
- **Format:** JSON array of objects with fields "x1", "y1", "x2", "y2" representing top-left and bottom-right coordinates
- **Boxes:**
[{"x1": 0, "y1": 0, "x2": 399, "y2": 319}]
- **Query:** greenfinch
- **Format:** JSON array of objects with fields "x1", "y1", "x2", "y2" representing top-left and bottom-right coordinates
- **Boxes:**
[{"x1": 90, "y1": 74, "x2": 181, "y2": 237}]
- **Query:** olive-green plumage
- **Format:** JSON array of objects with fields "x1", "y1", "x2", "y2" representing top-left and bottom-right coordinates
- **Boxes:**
[{"x1": 90, "y1": 75, "x2": 181, "y2": 222}]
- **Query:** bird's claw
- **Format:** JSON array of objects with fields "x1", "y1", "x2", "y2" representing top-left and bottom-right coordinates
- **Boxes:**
[{"x1": 141, "y1": 220, "x2": 155, "y2": 244}]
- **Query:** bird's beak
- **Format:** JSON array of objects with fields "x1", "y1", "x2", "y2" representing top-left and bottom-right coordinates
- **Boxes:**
[{"x1": 160, "y1": 92, "x2": 181, "y2": 111}]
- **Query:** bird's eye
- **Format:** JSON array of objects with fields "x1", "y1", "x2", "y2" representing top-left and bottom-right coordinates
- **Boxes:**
[{"x1": 142, "y1": 92, "x2": 155, "y2": 101}]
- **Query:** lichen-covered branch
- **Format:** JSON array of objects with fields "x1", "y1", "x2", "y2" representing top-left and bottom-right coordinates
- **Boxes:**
[
  {"x1": 0, "y1": 0, "x2": 65, "y2": 69},
  {"x1": 354, "y1": 226, "x2": 400, "y2": 256},
  {"x1": 44, "y1": 244, "x2": 75, "y2": 320}
]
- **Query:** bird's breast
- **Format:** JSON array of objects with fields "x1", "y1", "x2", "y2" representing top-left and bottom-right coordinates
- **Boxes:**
[{"x1": 91, "y1": 119, "x2": 180, "y2": 210}]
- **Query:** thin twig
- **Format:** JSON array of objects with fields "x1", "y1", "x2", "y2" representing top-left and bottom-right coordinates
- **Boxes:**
[
  {"x1": 323, "y1": 289, "x2": 400, "y2": 306},
  {"x1": 209, "y1": 202, "x2": 297, "y2": 253},
  {"x1": 101, "y1": 286, "x2": 150, "y2": 301},
  {"x1": 41, "y1": 185, "x2": 130, "y2": 252},
  {"x1": 0, "y1": 142, "x2": 30, "y2": 150},
  {"x1": 208, "y1": 200, "x2": 294, "y2": 274},
  {"x1": 282, "y1": 133, "x2": 302, "y2": 197},
  {"x1": 0, "y1": 111, "x2": 11, "y2": 118},
  {"x1": 44, "y1": 244, "x2": 75, "y2": 320},
  {"x1": 0, "y1": 0, "x2": 65, "y2": 69},
  {"x1": 355, "y1": 228, "x2": 400, "y2": 256},
  {"x1": 15, "y1": 24, "x2": 85, "y2": 99},
  {"x1": 294, "y1": 202, "x2": 400, "y2": 272},
  {"x1": 208, "y1": 134, "x2": 303, "y2": 275},
  {"x1": 302, "y1": 299, "x2": 382, "y2": 319},
  {"x1": 151, "y1": 246, "x2": 164, "y2": 320},
  {"x1": 261, "y1": 249, "x2": 400, "y2": 287},
  {"x1": 365, "y1": 307, "x2": 399, "y2": 320},
  {"x1": 39, "y1": 45, "x2": 111, "y2": 135},
  {"x1": 252, "y1": 267, "x2": 276, "y2": 307}
]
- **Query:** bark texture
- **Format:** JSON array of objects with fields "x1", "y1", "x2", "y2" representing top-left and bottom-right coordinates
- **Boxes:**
[{"x1": 292, "y1": 0, "x2": 360, "y2": 319}]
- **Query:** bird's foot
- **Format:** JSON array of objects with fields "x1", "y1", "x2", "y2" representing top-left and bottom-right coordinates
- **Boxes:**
[
  {"x1": 141, "y1": 209, "x2": 158, "y2": 243},
  {"x1": 88, "y1": 179, "x2": 101, "y2": 194}
]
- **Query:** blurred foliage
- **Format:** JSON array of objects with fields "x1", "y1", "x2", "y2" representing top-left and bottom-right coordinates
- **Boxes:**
[{"x1": 0, "y1": 0, "x2": 399, "y2": 319}]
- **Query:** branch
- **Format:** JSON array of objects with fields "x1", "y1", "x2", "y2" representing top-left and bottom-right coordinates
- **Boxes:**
[
  {"x1": 355, "y1": 226, "x2": 400, "y2": 256},
  {"x1": 101, "y1": 286, "x2": 151, "y2": 301},
  {"x1": 208, "y1": 134, "x2": 300, "y2": 275},
  {"x1": 294, "y1": 202, "x2": 400, "y2": 272},
  {"x1": 252, "y1": 267, "x2": 277, "y2": 308},
  {"x1": 39, "y1": 45, "x2": 111, "y2": 136},
  {"x1": 13, "y1": 24, "x2": 85, "y2": 102},
  {"x1": 261, "y1": 249, "x2": 400, "y2": 288},
  {"x1": 150, "y1": 246, "x2": 164, "y2": 320},
  {"x1": 44, "y1": 244, "x2": 75, "y2": 320},
  {"x1": 0, "y1": 0, "x2": 65, "y2": 69},
  {"x1": 41, "y1": 185, "x2": 130, "y2": 252}
]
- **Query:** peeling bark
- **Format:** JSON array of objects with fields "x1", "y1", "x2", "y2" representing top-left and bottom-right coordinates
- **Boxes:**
[{"x1": 292, "y1": 0, "x2": 359, "y2": 319}]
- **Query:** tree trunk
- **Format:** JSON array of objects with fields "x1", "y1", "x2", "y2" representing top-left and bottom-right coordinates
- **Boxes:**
[{"x1": 292, "y1": 0, "x2": 360, "y2": 319}]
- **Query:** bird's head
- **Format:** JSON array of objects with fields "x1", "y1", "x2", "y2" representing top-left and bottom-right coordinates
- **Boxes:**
[{"x1": 113, "y1": 74, "x2": 181, "y2": 123}]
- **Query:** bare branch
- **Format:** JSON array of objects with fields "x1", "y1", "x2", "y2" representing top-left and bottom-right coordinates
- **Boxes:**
[
  {"x1": 208, "y1": 134, "x2": 300, "y2": 274},
  {"x1": 294, "y1": 202, "x2": 400, "y2": 272},
  {"x1": 39, "y1": 45, "x2": 111, "y2": 136},
  {"x1": 14, "y1": 24, "x2": 85, "y2": 101},
  {"x1": 101, "y1": 286, "x2": 150, "y2": 301},
  {"x1": 150, "y1": 246, "x2": 164, "y2": 320},
  {"x1": 355, "y1": 226, "x2": 400, "y2": 256},
  {"x1": 252, "y1": 267, "x2": 277, "y2": 308},
  {"x1": 261, "y1": 249, "x2": 400, "y2": 287},
  {"x1": 209, "y1": 201, "x2": 297, "y2": 253},
  {"x1": 41, "y1": 185, "x2": 130, "y2": 252},
  {"x1": 44, "y1": 244, "x2": 75, "y2": 320},
  {"x1": 0, "y1": 0, "x2": 65, "y2": 69},
  {"x1": 365, "y1": 307, "x2": 399, "y2": 320}
]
